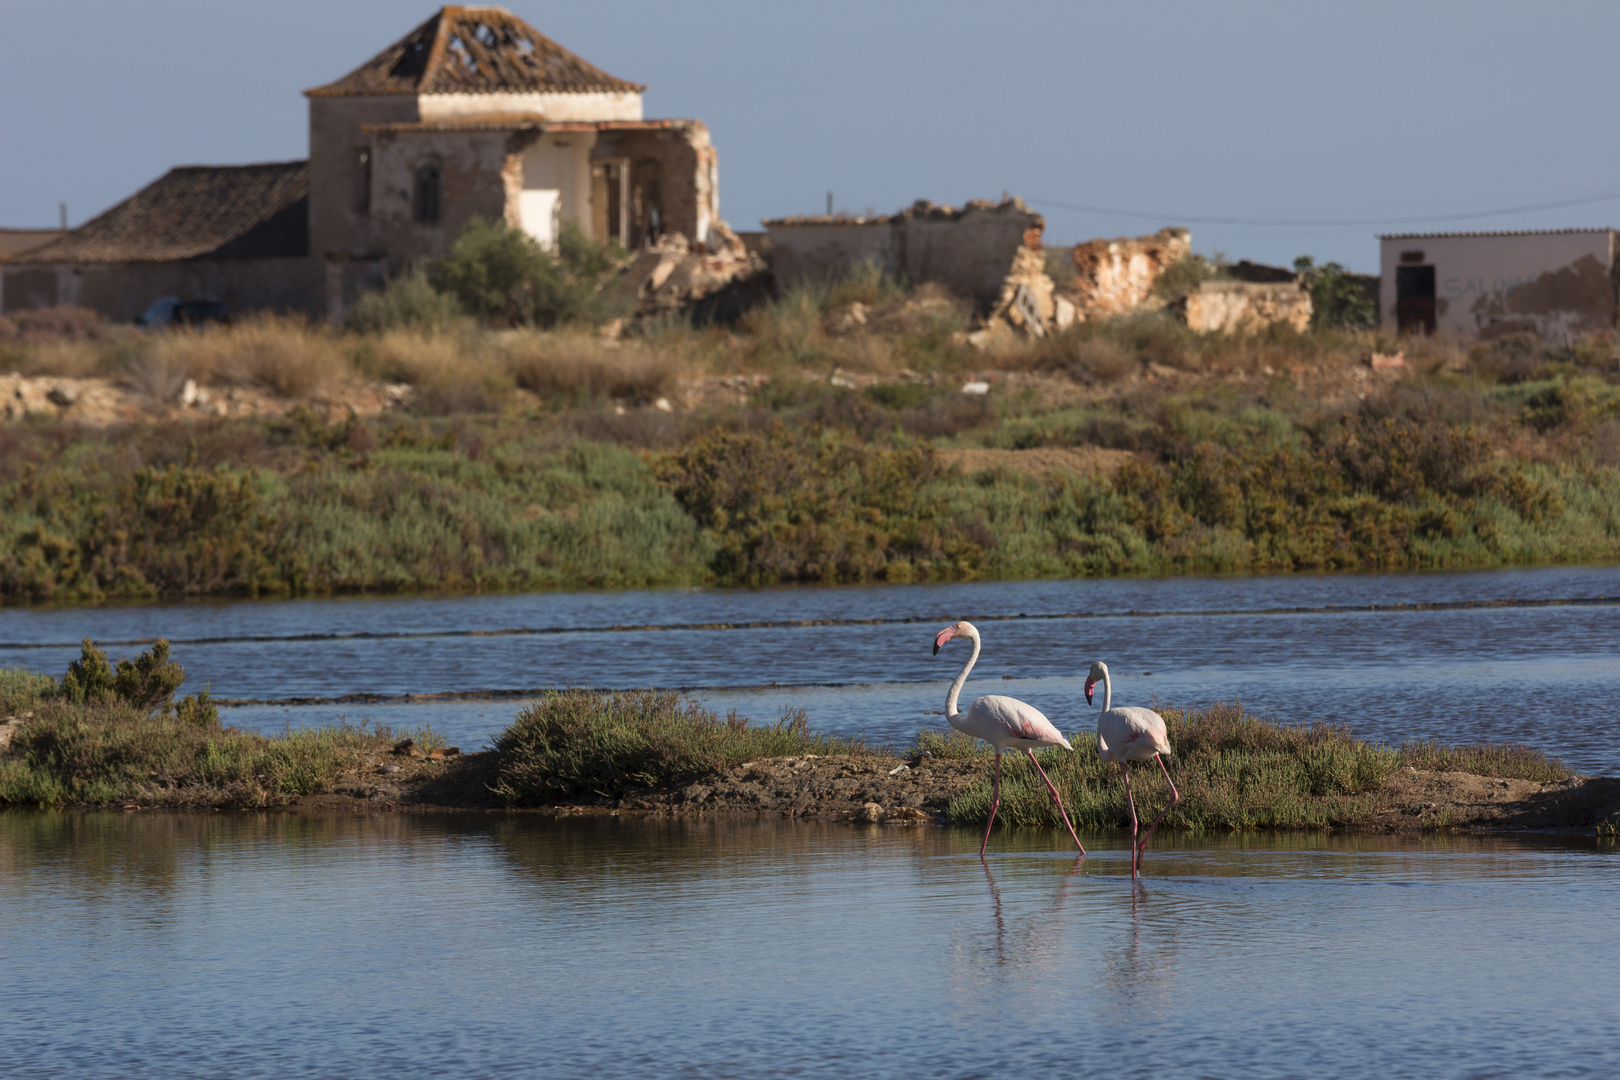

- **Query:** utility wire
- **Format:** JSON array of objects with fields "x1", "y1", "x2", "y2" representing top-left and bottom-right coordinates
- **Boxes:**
[{"x1": 1025, "y1": 190, "x2": 1620, "y2": 228}]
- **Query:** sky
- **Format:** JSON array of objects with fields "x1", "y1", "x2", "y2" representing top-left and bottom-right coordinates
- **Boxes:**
[{"x1": 3, "y1": 0, "x2": 1619, "y2": 273}]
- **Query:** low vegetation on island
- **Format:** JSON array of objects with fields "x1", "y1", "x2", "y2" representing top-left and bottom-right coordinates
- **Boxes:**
[
  {"x1": 4, "y1": 220, "x2": 1620, "y2": 604},
  {"x1": 6, "y1": 643, "x2": 1612, "y2": 836}
]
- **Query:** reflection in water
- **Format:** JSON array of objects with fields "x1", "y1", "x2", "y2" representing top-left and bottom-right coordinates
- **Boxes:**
[
  {"x1": 1, "y1": 812, "x2": 1617, "y2": 1078},
  {"x1": 977, "y1": 855, "x2": 1085, "y2": 971}
]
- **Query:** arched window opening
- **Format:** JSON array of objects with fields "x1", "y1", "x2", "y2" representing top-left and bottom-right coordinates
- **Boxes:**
[{"x1": 414, "y1": 164, "x2": 441, "y2": 225}]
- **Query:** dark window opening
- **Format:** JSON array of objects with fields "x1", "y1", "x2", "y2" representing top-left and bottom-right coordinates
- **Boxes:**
[
  {"x1": 1395, "y1": 264, "x2": 1436, "y2": 335},
  {"x1": 1399, "y1": 249, "x2": 1426, "y2": 264},
  {"x1": 414, "y1": 164, "x2": 441, "y2": 225},
  {"x1": 352, "y1": 148, "x2": 371, "y2": 214}
]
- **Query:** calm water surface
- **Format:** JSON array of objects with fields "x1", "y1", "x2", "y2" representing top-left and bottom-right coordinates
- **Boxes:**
[
  {"x1": 1, "y1": 565, "x2": 1616, "y2": 771},
  {"x1": 1, "y1": 811, "x2": 1616, "y2": 1079}
]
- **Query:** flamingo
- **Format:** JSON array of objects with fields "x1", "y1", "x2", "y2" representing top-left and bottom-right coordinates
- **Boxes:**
[
  {"x1": 1086, "y1": 661, "x2": 1179, "y2": 878},
  {"x1": 933, "y1": 621, "x2": 1085, "y2": 858}
]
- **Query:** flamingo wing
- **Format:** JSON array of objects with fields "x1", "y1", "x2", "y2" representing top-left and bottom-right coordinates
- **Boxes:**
[
  {"x1": 965, "y1": 695, "x2": 1073, "y2": 749},
  {"x1": 1097, "y1": 706, "x2": 1171, "y2": 761}
]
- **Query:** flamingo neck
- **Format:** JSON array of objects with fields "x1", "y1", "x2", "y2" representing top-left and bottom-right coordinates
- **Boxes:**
[
  {"x1": 1100, "y1": 666, "x2": 1113, "y2": 713},
  {"x1": 946, "y1": 631, "x2": 981, "y2": 721}
]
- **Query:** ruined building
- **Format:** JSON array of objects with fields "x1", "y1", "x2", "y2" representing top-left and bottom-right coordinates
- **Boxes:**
[
  {"x1": 766, "y1": 198, "x2": 1066, "y2": 337},
  {"x1": 0, "y1": 6, "x2": 726, "y2": 322}
]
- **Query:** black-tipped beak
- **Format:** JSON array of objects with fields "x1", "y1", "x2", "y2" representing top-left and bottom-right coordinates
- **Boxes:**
[
  {"x1": 1085, "y1": 689, "x2": 1093, "y2": 706},
  {"x1": 932, "y1": 641, "x2": 941, "y2": 655}
]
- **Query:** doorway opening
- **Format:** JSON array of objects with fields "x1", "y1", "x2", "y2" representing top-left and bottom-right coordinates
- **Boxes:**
[{"x1": 1395, "y1": 265, "x2": 1436, "y2": 334}]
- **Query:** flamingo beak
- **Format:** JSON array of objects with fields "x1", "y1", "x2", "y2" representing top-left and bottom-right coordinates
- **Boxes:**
[
  {"x1": 1084, "y1": 677, "x2": 1096, "y2": 706},
  {"x1": 933, "y1": 626, "x2": 957, "y2": 655}
]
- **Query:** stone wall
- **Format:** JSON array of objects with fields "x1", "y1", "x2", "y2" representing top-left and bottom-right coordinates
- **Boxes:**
[
  {"x1": 1065, "y1": 227, "x2": 1191, "y2": 321},
  {"x1": 1175, "y1": 280, "x2": 1312, "y2": 334},
  {"x1": 0, "y1": 258, "x2": 326, "y2": 322},
  {"x1": 767, "y1": 197, "x2": 1050, "y2": 318}
]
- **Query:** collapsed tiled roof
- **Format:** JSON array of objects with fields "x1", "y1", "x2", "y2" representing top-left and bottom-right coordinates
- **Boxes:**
[
  {"x1": 6, "y1": 162, "x2": 309, "y2": 264},
  {"x1": 308, "y1": 6, "x2": 645, "y2": 97}
]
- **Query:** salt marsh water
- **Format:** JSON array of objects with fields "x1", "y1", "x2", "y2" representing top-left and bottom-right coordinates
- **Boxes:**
[
  {"x1": 1, "y1": 811, "x2": 1616, "y2": 1079},
  {"x1": 2, "y1": 565, "x2": 1616, "y2": 772}
]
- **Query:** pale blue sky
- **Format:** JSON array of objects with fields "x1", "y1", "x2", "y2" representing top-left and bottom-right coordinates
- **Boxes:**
[{"x1": 4, "y1": 0, "x2": 1618, "y2": 272}]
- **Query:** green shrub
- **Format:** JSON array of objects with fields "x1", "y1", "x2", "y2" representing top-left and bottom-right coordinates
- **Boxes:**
[
  {"x1": 430, "y1": 218, "x2": 622, "y2": 328},
  {"x1": 347, "y1": 265, "x2": 465, "y2": 334},
  {"x1": 1295, "y1": 256, "x2": 1377, "y2": 329},
  {"x1": 491, "y1": 689, "x2": 866, "y2": 803},
  {"x1": 0, "y1": 667, "x2": 56, "y2": 715}
]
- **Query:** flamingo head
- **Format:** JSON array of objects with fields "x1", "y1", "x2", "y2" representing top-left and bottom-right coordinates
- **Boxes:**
[
  {"x1": 933, "y1": 620, "x2": 974, "y2": 655},
  {"x1": 1084, "y1": 661, "x2": 1109, "y2": 706}
]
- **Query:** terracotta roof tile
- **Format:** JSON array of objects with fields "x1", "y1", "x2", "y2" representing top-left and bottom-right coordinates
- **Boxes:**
[
  {"x1": 308, "y1": 6, "x2": 644, "y2": 98},
  {"x1": 6, "y1": 162, "x2": 308, "y2": 264}
]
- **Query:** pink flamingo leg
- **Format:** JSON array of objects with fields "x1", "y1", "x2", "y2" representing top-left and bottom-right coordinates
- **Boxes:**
[
  {"x1": 1119, "y1": 760, "x2": 1140, "y2": 877},
  {"x1": 1025, "y1": 749, "x2": 1085, "y2": 856},
  {"x1": 979, "y1": 752, "x2": 1003, "y2": 858},
  {"x1": 1134, "y1": 753, "x2": 1181, "y2": 868}
]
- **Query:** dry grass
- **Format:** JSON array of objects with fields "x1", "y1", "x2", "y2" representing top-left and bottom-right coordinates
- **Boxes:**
[
  {"x1": 6, "y1": 338, "x2": 108, "y2": 378},
  {"x1": 501, "y1": 331, "x2": 680, "y2": 403},
  {"x1": 135, "y1": 314, "x2": 350, "y2": 400}
]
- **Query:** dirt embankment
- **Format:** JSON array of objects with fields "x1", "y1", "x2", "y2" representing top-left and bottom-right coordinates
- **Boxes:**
[{"x1": 294, "y1": 749, "x2": 1620, "y2": 834}]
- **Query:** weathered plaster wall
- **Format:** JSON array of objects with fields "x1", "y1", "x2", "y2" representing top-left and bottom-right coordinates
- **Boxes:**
[
  {"x1": 767, "y1": 198, "x2": 1044, "y2": 314},
  {"x1": 1066, "y1": 228, "x2": 1191, "y2": 321},
  {"x1": 0, "y1": 258, "x2": 325, "y2": 321},
  {"x1": 518, "y1": 133, "x2": 596, "y2": 247},
  {"x1": 764, "y1": 220, "x2": 895, "y2": 286},
  {"x1": 1177, "y1": 280, "x2": 1312, "y2": 334},
  {"x1": 1379, "y1": 230, "x2": 1619, "y2": 340},
  {"x1": 419, "y1": 90, "x2": 642, "y2": 123},
  {"x1": 308, "y1": 95, "x2": 420, "y2": 258},
  {"x1": 370, "y1": 128, "x2": 516, "y2": 270}
]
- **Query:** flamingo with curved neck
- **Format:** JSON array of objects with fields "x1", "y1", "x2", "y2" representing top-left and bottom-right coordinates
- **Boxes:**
[
  {"x1": 934, "y1": 620, "x2": 1084, "y2": 858},
  {"x1": 1086, "y1": 661, "x2": 1179, "y2": 878}
]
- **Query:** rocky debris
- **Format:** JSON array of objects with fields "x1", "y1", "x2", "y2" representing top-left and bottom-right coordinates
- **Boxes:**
[
  {"x1": 611, "y1": 753, "x2": 990, "y2": 821},
  {"x1": 826, "y1": 301, "x2": 870, "y2": 335},
  {"x1": 1066, "y1": 228, "x2": 1191, "y2": 322},
  {"x1": 0, "y1": 371, "x2": 414, "y2": 426},
  {"x1": 2, "y1": 373, "x2": 128, "y2": 422},
  {"x1": 609, "y1": 220, "x2": 767, "y2": 319},
  {"x1": 1173, "y1": 280, "x2": 1313, "y2": 334}
]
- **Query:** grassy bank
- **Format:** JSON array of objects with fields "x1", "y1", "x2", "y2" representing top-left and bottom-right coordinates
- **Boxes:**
[
  {"x1": 1, "y1": 650, "x2": 1587, "y2": 831},
  {"x1": 938, "y1": 703, "x2": 1573, "y2": 832},
  {"x1": 0, "y1": 643, "x2": 413, "y2": 808}
]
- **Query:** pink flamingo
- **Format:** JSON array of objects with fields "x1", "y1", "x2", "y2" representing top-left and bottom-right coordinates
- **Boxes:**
[
  {"x1": 1086, "y1": 661, "x2": 1179, "y2": 878},
  {"x1": 934, "y1": 621, "x2": 1085, "y2": 858}
]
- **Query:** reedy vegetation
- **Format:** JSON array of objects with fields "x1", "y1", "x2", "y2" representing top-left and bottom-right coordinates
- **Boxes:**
[
  {"x1": 3, "y1": 231, "x2": 1619, "y2": 603},
  {"x1": 0, "y1": 642, "x2": 412, "y2": 808}
]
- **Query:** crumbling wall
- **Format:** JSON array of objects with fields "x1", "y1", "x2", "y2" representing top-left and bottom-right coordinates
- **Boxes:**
[
  {"x1": 0, "y1": 259, "x2": 326, "y2": 322},
  {"x1": 1066, "y1": 227, "x2": 1191, "y2": 321},
  {"x1": 766, "y1": 197, "x2": 1055, "y2": 334},
  {"x1": 1176, "y1": 281, "x2": 1312, "y2": 334},
  {"x1": 590, "y1": 122, "x2": 718, "y2": 248},
  {"x1": 606, "y1": 219, "x2": 764, "y2": 319}
]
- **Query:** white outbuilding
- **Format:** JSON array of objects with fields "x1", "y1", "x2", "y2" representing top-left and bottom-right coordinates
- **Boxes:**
[{"x1": 1378, "y1": 228, "x2": 1618, "y2": 342}]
